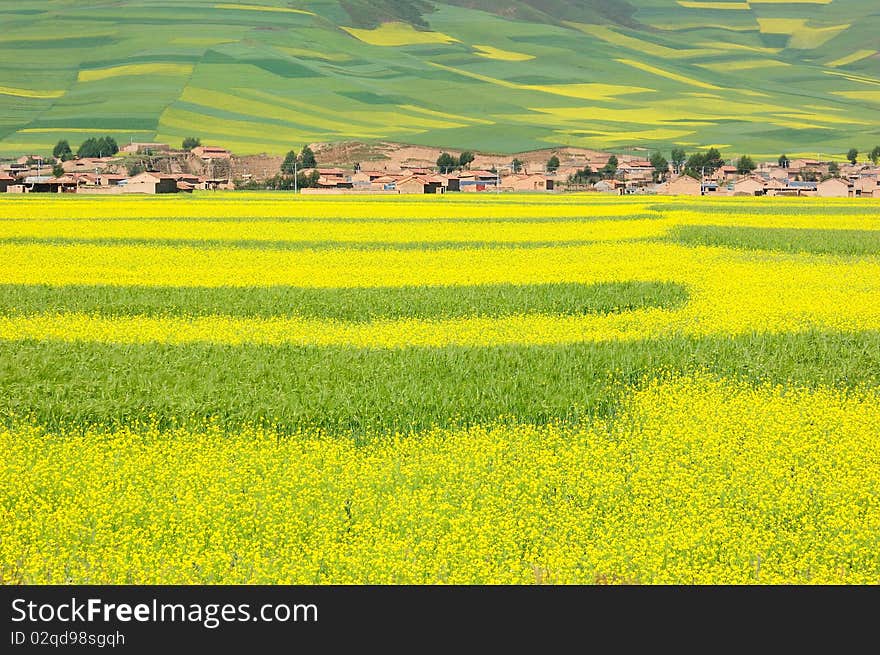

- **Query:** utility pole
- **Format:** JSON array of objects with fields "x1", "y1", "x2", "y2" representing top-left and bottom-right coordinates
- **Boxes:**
[{"x1": 294, "y1": 159, "x2": 298, "y2": 193}]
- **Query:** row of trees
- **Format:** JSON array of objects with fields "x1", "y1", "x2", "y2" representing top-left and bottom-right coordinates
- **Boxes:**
[
  {"x1": 52, "y1": 136, "x2": 119, "y2": 161},
  {"x1": 436, "y1": 151, "x2": 475, "y2": 173},
  {"x1": 566, "y1": 156, "x2": 621, "y2": 185},
  {"x1": 237, "y1": 145, "x2": 323, "y2": 190},
  {"x1": 843, "y1": 146, "x2": 880, "y2": 165},
  {"x1": 281, "y1": 145, "x2": 317, "y2": 173},
  {"x1": 250, "y1": 170, "x2": 321, "y2": 191}
]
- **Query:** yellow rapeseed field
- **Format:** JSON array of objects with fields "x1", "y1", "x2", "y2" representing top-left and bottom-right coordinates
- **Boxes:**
[
  {"x1": 3, "y1": 376, "x2": 879, "y2": 584},
  {"x1": 1, "y1": 193, "x2": 878, "y2": 584}
]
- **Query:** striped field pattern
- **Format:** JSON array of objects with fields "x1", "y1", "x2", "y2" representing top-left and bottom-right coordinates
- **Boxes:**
[
  {"x1": 1, "y1": 0, "x2": 879, "y2": 156},
  {"x1": 2, "y1": 194, "x2": 880, "y2": 583}
]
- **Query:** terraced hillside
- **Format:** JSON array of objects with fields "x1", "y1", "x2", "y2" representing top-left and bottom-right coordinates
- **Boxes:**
[{"x1": 1, "y1": 0, "x2": 878, "y2": 157}]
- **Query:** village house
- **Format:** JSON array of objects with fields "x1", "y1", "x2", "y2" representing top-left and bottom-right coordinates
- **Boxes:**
[
  {"x1": 501, "y1": 174, "x2": 554, "y2": 192},
  {"x1": 314, "y1": 173, "x2": 353, "y2": 190},
  {"x1": 763, "y1": 165, "x2": 789, "y2": 182},
  {"x1": 350, "y1": 171, "x2": 372, "y2": 188},
  {"x1": 317, "y1": 167, "x2": 347, "y2": 179},
  {"x1": 854, "y1": 175, "x2": 879, "y2": 197},
  {"x1": 62, "y1": 157, "x2": 114, "y2": 174},
  {"x1": 593, "y1": 179, "x2": 620, "y2": 194},
  {"x1": 122, "y1": 171, "x2": 180, "y2": 194},
  {"x1": 422, "y1": 175, "x2": 447, "y2": 192},
  {"x1": 816, "y1": 177, "x2": 852, "y2": 198},
  {"x1": 787, "y1": 180, "x2": 818, "y2": 196},
  {"x1": 16, "y1": 154, "x2": 44, "y2": 165},
  {"x1": 99, "y1": 174, "x2": 127, "y2": 186},
  {"x1": 443, "y1": 174, "x2": 462, "y2": 192},
  {"x1": 660, "y1": 175, "x2": 702, "y2": 196},
  {"x1": 760, "y1": 177, "x2": 790, "y2": 196},
  {"x1": 618, "y1": 160, "x2": 654, "y2": 185},
  {"x1": 370, "y1": 174, "x2": 402, "y2": 191},
  {"x1": 395, "y1": 175, "x2": 445, "y2": 194},
  {"x1": 0, "y1": 173, "x2": 13, "y2": 192},
  {"x1": 15, "y1": 175, "x2": 76, "y2": 193},
  {"x1": 459, "y1": 170, "x2": 499, "y2": 192},
  {"x1": 712, "y1": 165, "x2": 738, "y2": 183},
  {"x1": 50, "y1": 175, "x2": 79, "y2": 193},
  {"x1": 191, "y1": 145, "x2": 231, "y2": 160},
  {"x1": 731, "y1": 176, "x2": 765, "y2": 196},
  {"x1": 120, "y1": 142, "x2": 170, "y2": 155}
]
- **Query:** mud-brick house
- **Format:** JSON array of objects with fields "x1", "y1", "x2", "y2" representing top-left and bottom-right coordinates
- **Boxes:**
[
  {"x1": 816, "y1": 177, "x2": 852, "y2": 198},
  {"x1": 502, "y1": 174, "x2": 554, "y2": 192},
  {"x1": 854, "y1": 176, "x2": 879, "y2": 197},
  {"x1": 458, "y1": 170, "x2": 499, "y2": 192},
  {"x1": 120, "y1": 142, "x2": 170, "y2": 155},
  {"x1": 731, "y1": 176, "x2": 765, "y2": 196},
  {"x1": 394, "y1": 175, "x2": 425, "y2": 194},
  {"x1": 191, "y1": 145, "x2": 231, "y2": 160},
  {"x1": 0, "y1": 173, "x2": 13, "y2": 192},
  {"x1": 122, "y1": 171, "x2": 180, "y2": 194},
  {"x1": 660, "y1": 175, "x2": 701, "y2": 196}
]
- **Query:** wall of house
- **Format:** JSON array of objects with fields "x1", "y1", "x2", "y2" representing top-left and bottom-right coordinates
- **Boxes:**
[{"x1": 817, "y1": 182, "x2": 850, "y2": 198}]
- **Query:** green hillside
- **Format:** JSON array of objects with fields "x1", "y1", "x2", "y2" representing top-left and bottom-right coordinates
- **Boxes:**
[{"x1": 1, "y1": 0, "x2": 878, "y2": 157}]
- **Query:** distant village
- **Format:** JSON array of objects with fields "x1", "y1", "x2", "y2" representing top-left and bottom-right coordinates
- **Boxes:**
[{"x1": 2, "y1": 137, "x2": 880, "y2": 198}]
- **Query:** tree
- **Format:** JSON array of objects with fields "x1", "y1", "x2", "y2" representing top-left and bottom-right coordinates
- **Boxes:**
[
  {"x1": 299, "y1": 145, "x2": 317, "y2": 168},
  {"x1": 53, "y1": 140, "x2": 73, "y2": 161},
  {"x1": 567, "y1": 165, "x2": 595, "y2": 186},
  {"x1": 546, "y1": 155, "x2": 560, "y2": 173},
  {"x1": 281, "y1": 149, "x2": 298, "y2": 174},
  {"x1": 182, "y1": 137, "x2": 201, "y2": 150},
  {"x1": 99, "y1": 136, "x2": 119, "y2": 156},
  {"x1": 77, "y1": 138, "x2": 99, "y2": 158},
  {"x1": 684, "y1": 148, "x2": 724, "y2": 179},
  {"x1": 847, "y1": 148, "x2": 859, "y2": 165},
  {"x1": 78, "y1": 136, "x2": 118, "y2": 158},
  {"x1": 671, "y1": 148, "x2": 686, "y2": 175},
  {"x1": 869, "y1": 146, "x2": 880, "y2": 166},
  {"x1": 649, "y1": 151, "x2": 669, "y2": 182},
  {"x1": 704, "y1": 147, "x2": 724, "y2": 172},
  {"x1": 736, "y1": 155, "x2": 756, "y2": 175},
  {"x1": 684, "y1": 153, "x2": 704, "y2": 179},
  {"x1": 778, "y1": 154, "x2": 790, "y2": 169},
  {"x1": 52, "y1": 162, "x2": 65, "y2": 178},
  {"x1": 436, "y1": 152, "x2": 457, "y2": 173},
  {"x1": 458, "y1": 151, "x2": 474, "y2": 169},
  {"x1": 511, "y1": 158, "x2": 523, "y2": 173},
  {"x1": 127, "y1": 161, "x2": 146, "y2": 177},
  {"x1": 828, "y1": 161, "x2": 840, "y2": 177},
  {"x1": 296, "y1": 169, "x2": 321, "y2": 189},
  {"x1": 601, "y1": 155, "x2": 618, "y2": 178}
]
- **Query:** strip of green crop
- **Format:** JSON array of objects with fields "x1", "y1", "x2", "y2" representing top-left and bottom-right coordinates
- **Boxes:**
[
  {"x1": 659, "y1": 203, "x2": 880, "y2": 216},
  {"x1": 0, "y1": 280, "x2": 687, "y2": 321},
  {"x1": 1, "y1": 331, "x2": 877, "y2": 435},
  {"x1": 669, "y1": 225, "x2": 880, "y2": 255}
]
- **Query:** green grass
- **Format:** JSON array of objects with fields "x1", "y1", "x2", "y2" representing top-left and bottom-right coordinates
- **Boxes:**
[
  {"x1": 662, "y1": 203, "x2": 880, "y2": 217},
  {"x1": 1, "y1": 0, "x2": 878, "y2": 156},
  {"x1": 2, "y1": 331, "x2": 877, "y2": 435},
  {"x1": 670, "y1": 225, "x2": 880, "y2": 256},
  {"x1": 0, "y1": 280, "x2": 687, "y2": 321}
]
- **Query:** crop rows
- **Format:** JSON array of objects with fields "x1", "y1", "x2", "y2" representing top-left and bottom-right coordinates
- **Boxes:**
[{"x1": 1, "y1": 194, "x2": 879, "y2": 584}]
